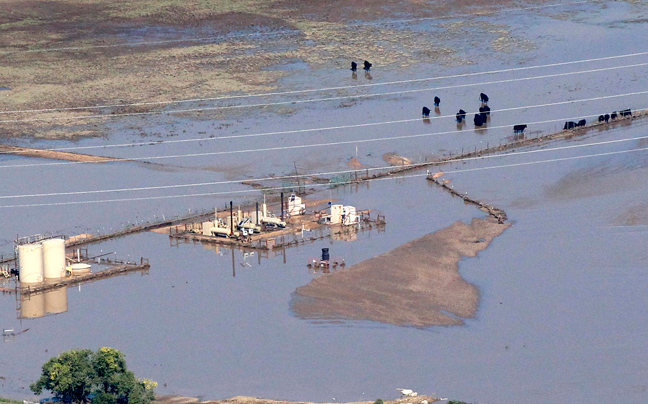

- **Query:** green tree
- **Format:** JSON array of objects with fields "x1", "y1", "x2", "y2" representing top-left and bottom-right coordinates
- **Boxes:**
[
  {"x1": 30, "y1": 349, "x2": 94, "y2": 404},
  {"x1": 30, "y1": 348, "x2": 155, "y2": 404}
]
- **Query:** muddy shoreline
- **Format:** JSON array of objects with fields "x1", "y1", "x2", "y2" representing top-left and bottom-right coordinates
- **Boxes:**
[{"x1": 154, "y1": 395, "x2": 444, "y2": 404}]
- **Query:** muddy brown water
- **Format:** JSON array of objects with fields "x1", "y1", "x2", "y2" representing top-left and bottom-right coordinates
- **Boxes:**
[{"x1": 1, "y1": 1, "x2": 648, "y2": 404}]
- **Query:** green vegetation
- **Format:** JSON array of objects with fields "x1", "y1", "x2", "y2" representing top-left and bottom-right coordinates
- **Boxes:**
[
  {"x1": 448, "y1": 401, "x2": 468, "y2": 404},
  {"x1": 373, "y1": 399, "x2": 384, "y2": 404},
  {"x1": 0, "y1": 396, "x2": 24, "y2": 404},
  {"x1": 30, "y1": 348, "x2": 156, "y2": 404}
]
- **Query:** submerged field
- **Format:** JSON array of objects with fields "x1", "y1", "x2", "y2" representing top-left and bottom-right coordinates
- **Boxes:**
[
  {"x1": 1, "y1": 0, "x2": 548, "y2": 139},
  {"x1": 2, "y1": 1, "x2": 648, "y2": 404}
]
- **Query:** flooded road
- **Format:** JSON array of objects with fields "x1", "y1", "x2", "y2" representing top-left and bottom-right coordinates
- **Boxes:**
[{"x1": 2, "y1": 1, "x2": 648, "y2": 404}]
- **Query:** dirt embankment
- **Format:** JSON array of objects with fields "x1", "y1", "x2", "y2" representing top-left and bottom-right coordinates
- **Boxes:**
[
  {"x1": 291, "y1": 218, "x2": 510, "y2": 327},
  {"x1": 0, "y1": 144, "x2": 124, "y2": 162}
]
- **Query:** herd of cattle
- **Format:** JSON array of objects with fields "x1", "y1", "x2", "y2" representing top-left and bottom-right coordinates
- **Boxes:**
[
  {"x1": 563, "y1": 108, "x2": 631, "y2": 130},
  {"x1": 346, "y1": 63, "x2": 634, "y2": 135},
  {"x1": 422, "y1": 92, "x2": 493, "y2": 127},
  {"x1": 351, "y1": 60, "x2": 372, "y2": 72},
  {"x1": 420, "y1": 92, "x2": 633, "y2": 135}
]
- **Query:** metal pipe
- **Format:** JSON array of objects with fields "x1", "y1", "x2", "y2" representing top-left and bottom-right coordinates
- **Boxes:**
[
  {"x1": 281, "y1": 192, "x2": 284, "y2": 221},
  {"x1": 256, "y1": 202, "x2": 259, "y2": 225},
  {"x1": 230, "y1": 201, "x2": 234, "y2": 236}
]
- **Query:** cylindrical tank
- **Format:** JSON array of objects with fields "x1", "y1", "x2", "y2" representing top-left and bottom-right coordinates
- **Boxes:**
[
  {"x1": 44, "y1": 286, "x2": 68, "y2": 314},
  {"x1": 321, "y1": 248, "x2": 330, "y2": 261},
  {"x1": 18, "y1": 243, "x2": 44, "y2": 284},
  {"x1": 20, "y1": 293, "x2": 45, "y2": 319},
  {"x1": 42, "y1": 238, "x2": 66, "y2": 279}
]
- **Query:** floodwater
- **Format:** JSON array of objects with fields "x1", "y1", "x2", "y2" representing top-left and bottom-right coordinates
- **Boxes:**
[{"x1": 2, "y1": 1, "x2": 648, "y2": 403}]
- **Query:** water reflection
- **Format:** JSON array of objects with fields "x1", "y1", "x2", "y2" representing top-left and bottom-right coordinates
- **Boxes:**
[{"x1": 19, "y1": 285, "x2": 68, "y2": 319}]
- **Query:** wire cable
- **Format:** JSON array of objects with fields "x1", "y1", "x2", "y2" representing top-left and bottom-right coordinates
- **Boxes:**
[
  {"x1": 3, "y1": 49, "x2": 646, "y2": 116},
  {"x1": 0, "y1": 143, "x2": 645, "y2": 209},
  {"x1": 1, "y1": 127, "x2": 645, "y2": 200},
  {"x1": 0, "y1": 102, "x2": 645, "y2": 169},
  {"x1": 2, "y1": 89, "x2": 645, "y2": 155},
  {"x1": 2, "y1": 60, "x2": 647, "y2": 125}
]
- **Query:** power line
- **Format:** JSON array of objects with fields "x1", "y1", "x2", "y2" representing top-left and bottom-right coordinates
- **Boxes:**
[
  {"x1": 3, "y1": 89, "x2": 645, "y2": 155},
  {"x1": 0, "y1": 103, "x2": 645, "y2": 169},
  {"x1": 1, "y1": 128, "x2": 645, "y2": 200},
  {"x1": 3, "y1": 61, "x2": 647, "y2": 125},
  {"x1": 0, "y1": 1, "x2": 590, "y2": 56},
  {"x1": 0, "y1": 143, "x2": 644, "y2": 209},
  {"x1": 3, "y1": 49, "x2": 645, "y2": 116}
]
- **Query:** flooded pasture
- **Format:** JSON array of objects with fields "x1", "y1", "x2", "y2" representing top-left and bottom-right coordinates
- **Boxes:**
[{"x1": 2, "y1": 1, "x2": 648, "y2": 404}]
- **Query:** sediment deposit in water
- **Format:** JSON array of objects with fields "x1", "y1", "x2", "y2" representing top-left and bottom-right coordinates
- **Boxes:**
[
  {"x1": 155, "y1": 395, "x2": 441, "y2": 404},
  {"x1": 292, "y1": 218, "x2": 510, "y2": 327}
]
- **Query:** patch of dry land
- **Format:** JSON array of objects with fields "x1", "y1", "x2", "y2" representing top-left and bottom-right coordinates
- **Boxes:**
[
  {"x1": 292, "y1": 218, "x2": 510, "y2": 327},
  {"x1": 0, "y1": 0, "x2": 553, "y2": 139}
]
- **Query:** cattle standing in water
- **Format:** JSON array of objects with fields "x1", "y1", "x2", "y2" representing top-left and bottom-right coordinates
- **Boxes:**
[
  {"x1": 480, "y1": 93, "x2": 489, "y2": 103},
  {"x1": 598, "y1": 115, "x2": 605, "y2": 123},
  {"x1": 577, "y1": 119, "x2": 586, "y2": 127},
  {"x1": 479, "y1": 105, "x2": 490, "y2": 119},
  {"x1": 456, "y1": 109, "x2": 467, "y2": 122},
  {"x1": 513, "y1": 124, "x2": 527, "y2": 133},
  {"x1": 564, "y1": 121, "x2": 576, "y2": 130},
  {"x1": 620, "y1": 108, "x2": 632, "y2": 117},
  {"x1": 434, "y1": 96, "x2": 440, "y2": 107},
  {"x1": 422, "y1": 106, "x2": 430, "y2": 117},
  {"x1": 351, "y1": 61, "x2": 357, "y2": 72},
  {"x1": 611, "y1": 112, "x2": 617, "y2": 120},
  {"x1": 363, "y1": 60, "x2": 372, "y2": 71},
  {"x1": 604, "y1": 114, "x2": 610, "y2": 123},
  {"x1": 474, "y1": 114, "x2": 484, "y2": 126}
]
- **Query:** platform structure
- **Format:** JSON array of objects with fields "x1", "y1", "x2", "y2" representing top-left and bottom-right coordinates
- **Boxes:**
[{"x1": 169, "y1": 211, "x2": 385, "y2": 251}]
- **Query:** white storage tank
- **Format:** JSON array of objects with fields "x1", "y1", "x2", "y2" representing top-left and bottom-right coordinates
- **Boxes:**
[
  {"x1": 44, "y1": 286, "x2": 68, "y2": 315},
  {"x1": 18, "y1": 243, "x2": 44, "y2": 284},
  {"x1": 202, "y1": 221, "x2": 214, "y2": 236},
  {"x1": 42, "y1": 238, "x2": 66, "y2": 279},
  {"x1": 20, "y1": 293, "x2": 45, "y2": 319}
]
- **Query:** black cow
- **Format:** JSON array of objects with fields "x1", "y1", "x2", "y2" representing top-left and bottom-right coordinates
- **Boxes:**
[
  {"x1": 434, "y1": 96, "x2": 440, "y2": 107},
  {"x1": 479, "y1": 105, "x2": 491, "y2": 116},
  {"x1": 564, "y1": 121, "x2": 576, "y2": 130},
  {"x1": 620, "y1": 108, "x2": 632, "y2": 117},
  {"x1": 422, "y1": 106, "x2": 430, "y2": 117},
  {"x1": 577, "y1": 119, "x2": 586, "y2": 127},
  {"x1": 363, "y1": 60, "x2": 372, "y2": 71},
  {"x1": 480, "y1": 93, "x2": 489, "y2": 103},
  {"x1": 351, "y1": 61, "x2": 357, "y2": 71},
  {"x1": 513, "y1": 124, "x2": 527, "y2": 133},
  {"x1": 598, "y1": 115, "x2": 605, "y2": 123},
  {"x1": 604, "y1": 114, "x2": 610, "y2": 123},
  {"x1": 611, "y1": 112, "x2": 617, "y2": 120},
  {"x1": 474, "y1": 114, "x2": 484, "y2": 126},
  {"x1": 456, "y1": 109, "x2": 467, "y2": 122}
]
